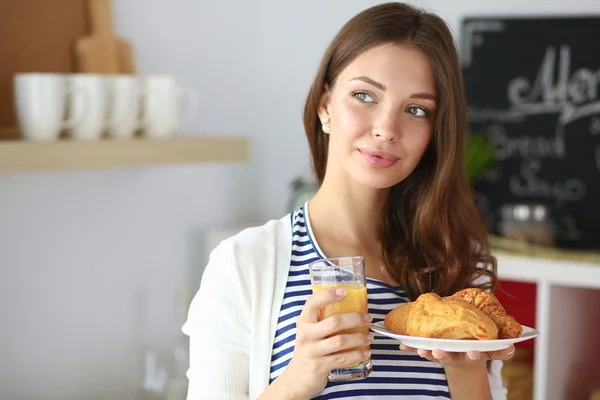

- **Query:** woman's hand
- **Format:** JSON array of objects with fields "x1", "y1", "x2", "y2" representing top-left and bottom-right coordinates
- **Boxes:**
[
  {"x1": 274, "y1": 288, "x2": 373, "y2": 400},
  {"x1": 399, "y1": 343, "x2": 515, "y2": 368}
]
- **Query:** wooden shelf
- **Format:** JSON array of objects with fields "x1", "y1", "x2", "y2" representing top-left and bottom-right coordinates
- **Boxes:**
[{"x1": 0, "y1": 136, "x2": 250, "y2": 173}]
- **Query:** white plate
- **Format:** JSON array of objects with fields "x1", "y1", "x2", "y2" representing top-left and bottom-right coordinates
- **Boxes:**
[{"x1": 370, "y1": 321, "x2": 539, "y2": 352}]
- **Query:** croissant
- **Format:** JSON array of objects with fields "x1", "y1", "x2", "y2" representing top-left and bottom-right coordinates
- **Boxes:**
[
  {"x1": 409, "y1": 293, "x2": 498, "y2": 340},
  {"x1": 384, "y1": 301, "x2": 413, "y2": 335},
  {"x1": 384, "y1": 289, "x2": 520, "y2": 340},
  {"x1": 451, "y1": 288, "x2": 522, "y2": 339}
]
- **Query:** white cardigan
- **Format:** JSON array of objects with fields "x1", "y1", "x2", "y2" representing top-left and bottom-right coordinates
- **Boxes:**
[{"x1": 182, "y1": 214, "x2": 508, "y2": 400}]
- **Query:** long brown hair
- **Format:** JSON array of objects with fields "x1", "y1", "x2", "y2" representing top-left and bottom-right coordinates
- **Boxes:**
[{"x1": 303, "y1": 2, "x2": 498, "y2": 300}]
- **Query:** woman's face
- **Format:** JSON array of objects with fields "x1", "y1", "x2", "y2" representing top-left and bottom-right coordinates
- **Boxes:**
[{"x1": 320, "y1": 43, "x2": 436, "y2": 190}]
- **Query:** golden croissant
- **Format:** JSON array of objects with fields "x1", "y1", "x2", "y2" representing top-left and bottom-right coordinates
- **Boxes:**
[
  {"x1": 450, "y1": 288, "x2": 522, "y2": 339},
  {"x1": 384, "y1": 289, "x2": 522, "y2": 340}
]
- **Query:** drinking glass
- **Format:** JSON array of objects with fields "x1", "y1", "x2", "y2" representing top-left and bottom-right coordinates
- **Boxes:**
[{"x1": 308, "y1": 256, "x2": 371, "y2": 381}]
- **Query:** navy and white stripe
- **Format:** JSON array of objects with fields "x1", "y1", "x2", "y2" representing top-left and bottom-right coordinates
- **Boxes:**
[{"x1": 269, "y1": 203, "x2": 450, "y2": 399}]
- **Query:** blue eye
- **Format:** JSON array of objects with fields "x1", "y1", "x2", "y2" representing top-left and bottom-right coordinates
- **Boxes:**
[
  {"x1": 407, "y1": 106, "x2": 429, "y2": 117},
  {"x1": 353, "y1": 91, "x2": 375, "y2": 103}
]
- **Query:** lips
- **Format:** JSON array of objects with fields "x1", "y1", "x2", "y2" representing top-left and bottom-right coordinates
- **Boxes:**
[{"x1": 359, "y1": 148, "x2": 399, "y2": 168}]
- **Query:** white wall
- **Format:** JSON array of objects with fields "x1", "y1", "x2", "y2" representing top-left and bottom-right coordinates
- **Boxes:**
[
  {"x1": 2, "y1": 0, "x2": 599, "y2": 399},
  {"x1": 0, "y1": 1, "x2": 264, "y2": 399}
]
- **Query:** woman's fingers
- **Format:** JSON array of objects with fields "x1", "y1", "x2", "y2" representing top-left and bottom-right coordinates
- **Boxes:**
[
  {"x1": 417, "y1": 349, "x2": 434, "y2": 360},
  {"x1": 314, "y1": 312, "x2": 372, "y2": 339},
  {"x1": 399, "y1": 344, "x2": 417, "y2": 352},
  {"x1": 315, "y1": 332, "x2": 374, "y2": 357},
  {"x1": 417, "y1": 349, "x2": 481, "y2": 364},
  {"x1": 298, "y1": 288, "x2": 347, "y2": 324},
  {"x1": 297, "y1": 288, "x2": 372, "y2": 342},
  {"x1": 432, "y1": 349, "x2": 456, "y2": 363},
  {"x1": 400, "y1": 346, "x2": 484, "y2": 364},
  {"x1": 487, "y1": 344, "x2": 516, "y2": 360},
  {"x1": 465, "y1": 351, "x2": 481, "y2": 361},
  {"x1": 401, "y1": 344, "x2": 517, "y2": 364},
  {"x1": 320, "y1": 348, "x2": 372, "y2": 371}
]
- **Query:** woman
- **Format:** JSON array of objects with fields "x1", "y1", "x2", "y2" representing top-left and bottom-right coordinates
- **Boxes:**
[{"x1": 183, "y1": 2, "x2": 514, "y2": 399}]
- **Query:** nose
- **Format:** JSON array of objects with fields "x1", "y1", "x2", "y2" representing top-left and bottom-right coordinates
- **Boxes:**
[
  {"x1": 373, "y1": 129, "x2": 397, "y2": 142},
  {"x1": 372, "y1": 113, "x2": 399, "y2": 142}
]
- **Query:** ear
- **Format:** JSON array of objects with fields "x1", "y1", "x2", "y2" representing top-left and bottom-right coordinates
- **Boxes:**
[{"x1": 318, "y1": 84, "x2": 331, "y2": 121}]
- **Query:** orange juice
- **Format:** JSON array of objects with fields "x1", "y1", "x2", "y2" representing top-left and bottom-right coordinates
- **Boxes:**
[
  {"x1": 312, "y1": 282, "x2": 370, "y2": 366},
  {"x1": 313, "y1": 282, "x2": 368, "y2": 320}
]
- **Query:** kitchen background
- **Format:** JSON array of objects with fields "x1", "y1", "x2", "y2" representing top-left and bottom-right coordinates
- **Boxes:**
[{"x1": 1, "y1": 1, "x2": 600, "y2": 400}]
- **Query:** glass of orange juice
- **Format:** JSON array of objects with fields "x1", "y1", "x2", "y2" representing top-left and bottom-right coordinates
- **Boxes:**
[{"x1": 308, "y1": 256, "x2": 371, "y2": 382}]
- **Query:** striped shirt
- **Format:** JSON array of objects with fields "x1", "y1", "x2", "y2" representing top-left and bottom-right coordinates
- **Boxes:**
[{"x1": 269, "y1": 203, "x2": 450, "y2": 399}]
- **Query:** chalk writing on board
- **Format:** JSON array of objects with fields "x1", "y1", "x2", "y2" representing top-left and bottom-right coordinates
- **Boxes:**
[
  {"x1": 468, "y1": 45, "x2": 599, "y2": 206},
  {"x1": 486, "y1": 124, "x2": 565, "y2": 160},
  {"x1": 507, "y1": 46, "x2": 600, "y2": 127},
  {"x1": 509, "y1": 159, "x2": 586, "y2": 204},
  {"x1": 483, "y1": 123, "x2": 584, "y2": 206},
  {"x1": 463, "y1": 16, "x2": 600, "y2": 249},
  {"x1": 469, "y1": 46, "x2": 600, "y2": 128}
]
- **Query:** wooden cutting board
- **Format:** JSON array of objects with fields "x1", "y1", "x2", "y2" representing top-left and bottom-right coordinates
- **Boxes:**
[
  {"x1": 75, "y1": 0, "x2": 135, "y2": 74},
  {"x1": 0, "y1": 0, "x2": 89, "y2": 140}
]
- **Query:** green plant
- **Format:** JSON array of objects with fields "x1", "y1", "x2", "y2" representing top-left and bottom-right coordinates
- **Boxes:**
[{"x1": 465, "y1": 133, "x2": 496, "y2": 183}]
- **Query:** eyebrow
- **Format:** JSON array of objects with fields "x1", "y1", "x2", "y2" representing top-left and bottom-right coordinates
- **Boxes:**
[
  {"x1": 410, "y1": 92, "x2": 437, "y2": 102},
  {"x1": 349, "y1": 75, "x2": 437, "y2": 102},
  {"x1": 350, "y1": 76, "x2": 386, "y2": 91}
]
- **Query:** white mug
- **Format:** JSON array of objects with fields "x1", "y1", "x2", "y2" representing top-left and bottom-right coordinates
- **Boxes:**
[
  {"x1": 106, "y1": 74, "x2": 143, "y2": 139},
  {"x1": 14, "y1": 73, "x2": 86, "y2": 141},
  {"x1": 140, "y1": 75, "x2": 199, "y2": 138},
  {"x1": 66, "y1": 74, "x2": 108, "y2": 140}
]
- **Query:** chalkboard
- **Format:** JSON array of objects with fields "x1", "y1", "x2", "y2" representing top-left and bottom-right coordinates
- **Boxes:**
[{"x1": 460, "y1": 16, "x2": 600, "y2": 250}]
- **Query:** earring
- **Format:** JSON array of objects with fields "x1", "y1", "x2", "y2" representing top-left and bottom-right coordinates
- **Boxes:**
[{"x1": 321, "y1": 116, "x2": 331, "y2": 134}]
